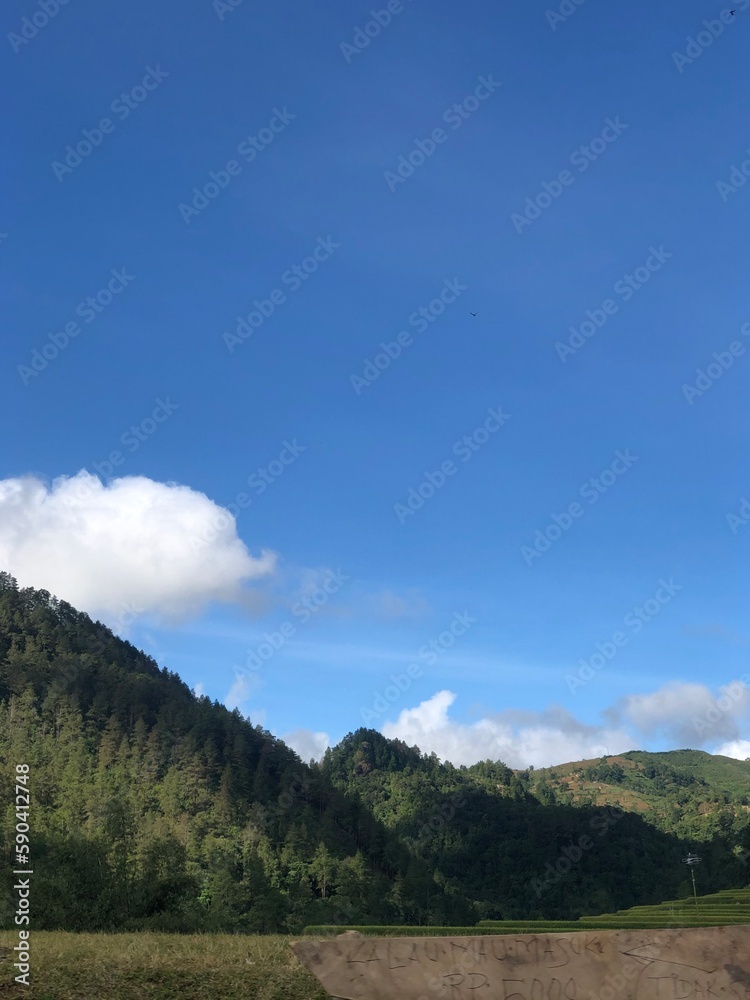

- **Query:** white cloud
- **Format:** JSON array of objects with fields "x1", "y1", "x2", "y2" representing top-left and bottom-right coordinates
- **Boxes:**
[
  {"x1": 613, "y1": 680, "x2": 750, "y2": 745},
  {"x1": 0, "y1": 472, "x2": 276, "y2": 625},
  {"x1": 382, "y1": 690, "x2": 632, "y2": 768},
  {"x1": 224, "y1": 671, "x2": 261, "y2": 713},
  {"x1": 713, "y1": 739, "x2": 750, "y2": 760},
  {"x1": 193, "y1": 683, "x2": 205, "y2": 698},
  {"x1": 282, "y1": 728, "x2": 330, "y2": 763},
  {"x1": 378, "y1": 679, "x2": 750, "y2": 767},
  {"x1": 367, "y1": 588, "x2": 431, "y2": 620}
]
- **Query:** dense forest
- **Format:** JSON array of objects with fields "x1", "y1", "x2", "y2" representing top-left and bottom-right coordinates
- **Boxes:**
[{"x1": 0, "y1": 573, "x2": 748, "y2": 933}]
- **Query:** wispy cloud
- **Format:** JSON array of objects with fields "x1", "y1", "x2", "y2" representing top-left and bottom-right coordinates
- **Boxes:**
[
  {"x1": 682, "y1": 624, "x2": 750, "y2": 647},
  {"x1": 366, "y1": 588, "x2": 432, "y2": 620},
  {"x1": 224, "y1": 671, "x2": 263, "y2": 721},
  {"x1": 609, "y1": 680, "x2": 750, "y2": 745}
]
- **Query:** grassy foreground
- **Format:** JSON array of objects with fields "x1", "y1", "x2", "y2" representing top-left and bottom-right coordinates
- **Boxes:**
[
  {"x1": 0, "y1": 932, "x2": 329, "y2": 1000},
  {"x1": 4, "y1": 889, "x2": 750, "y2": 999}
]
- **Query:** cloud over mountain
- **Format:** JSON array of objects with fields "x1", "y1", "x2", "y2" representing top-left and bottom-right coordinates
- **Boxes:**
[
  {"x1": 381, "y1": 690, "x2": 633, "y2": 768},
  {"x1": 0, "y1": 471, "x2": 276, "y2": 625}
]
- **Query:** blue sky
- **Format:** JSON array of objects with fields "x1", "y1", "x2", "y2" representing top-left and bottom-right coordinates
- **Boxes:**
[{"x1": 4, "y1": 0, "x2": 750, "y2": 766}]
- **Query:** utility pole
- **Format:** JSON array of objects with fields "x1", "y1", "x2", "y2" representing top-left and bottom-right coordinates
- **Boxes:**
[{"x1": 682, "y1": 853, "x2": 702, "y2": 915}]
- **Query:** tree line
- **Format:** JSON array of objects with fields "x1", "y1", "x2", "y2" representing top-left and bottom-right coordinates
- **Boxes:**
[{"x1": 0, "y1": 573, "x2": 747, "y2": 932}]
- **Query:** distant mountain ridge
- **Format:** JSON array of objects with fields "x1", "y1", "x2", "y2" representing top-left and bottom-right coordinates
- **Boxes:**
[
  {"x1": 530, "y1": 749, "x2": 750, "y2": 840},
  {"x1": 0, "y1": 573, "x2": 747, "y2": 932}
]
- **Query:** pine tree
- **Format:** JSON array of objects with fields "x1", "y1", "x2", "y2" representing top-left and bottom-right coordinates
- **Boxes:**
[{"x1": 310, "y1": 842, "x2": 335, "y2": 899}]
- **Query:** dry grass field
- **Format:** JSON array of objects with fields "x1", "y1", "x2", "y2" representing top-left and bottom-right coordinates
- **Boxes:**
[{"x1": 0, "y1": 932, "x2": 329, "y2": 1000}]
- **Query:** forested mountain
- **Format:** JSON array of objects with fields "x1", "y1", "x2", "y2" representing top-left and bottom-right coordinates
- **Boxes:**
[
  {"x1": 531, "y1": 750, "x2": 750, "y2": 841},
  {"x1": 0, "y1": 573, "x2": 748, "y2": 932},
  {"x1": 321, "y1": 733, "x2": 750, "y2": 919},
  {"x1": 0, "y1": 573, "x2": 450, "y2": 932}
]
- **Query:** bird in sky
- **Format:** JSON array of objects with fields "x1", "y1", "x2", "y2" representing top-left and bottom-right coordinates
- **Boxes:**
[{"x1": 470, "y1": 311, "x2": 477, "y2": 317}]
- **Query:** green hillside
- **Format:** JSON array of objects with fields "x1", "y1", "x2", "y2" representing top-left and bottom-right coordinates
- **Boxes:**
[
  {"x1": 581, "y1": 884, "x2": 750, "y2": 924},
  {"x1": 530, "y1": 749, "x2": 750, "y2": 843},
  {"x1": 311, "y1": 886, "x2": 750, "y2": 935},
  {"x1": 0, "y1": 574, "x2": 468, "y2": 932},
  {"x1": 321, "y1": 731, "x2": 750, "y2": 918},
  {"x1": 1, "y1": 573, "x2": 749, "y2": 933},
  {"x1": 626, "y1": 749, "x2": 750, "y2": 787}
]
